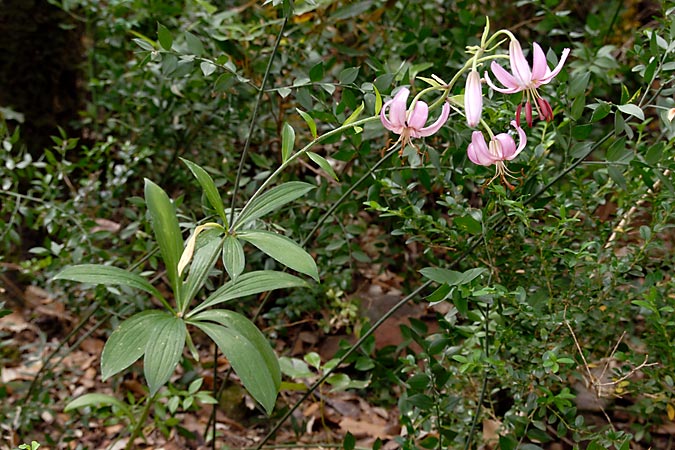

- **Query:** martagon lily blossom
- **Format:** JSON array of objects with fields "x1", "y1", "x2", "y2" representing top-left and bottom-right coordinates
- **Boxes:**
[
  {"x1": 467, "y1": 120, "x2": 527, "y2": 188},
  {"x1": 485, "y1": 40, "x2": 570, "y2": 126},
  {"x1": 380, "y1": 87, "x2": 450, "y2": 153}
]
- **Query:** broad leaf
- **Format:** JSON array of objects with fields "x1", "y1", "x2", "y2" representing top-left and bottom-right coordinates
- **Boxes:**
[
  {"x1": 419, "y1": 267, "x2": 487, "y2": 286},
  {"x1": 238, "y1": 230, "x2": 319, "y2": 281},
  {"x1": 189, "y1": 309, "x2": 280, "y2": 392},
  {"x1": 233, "y1": 182, "x2": 315, "y2": 230},
  {"x1": 222, "y1": 235, "x2": 245, "y2": 283},
  {"x1": 180, "y1": 233, "x2": 223, "y2": 312},
  {"x1": 144, "y1": 314, "x2": 187, "y2": 396},
  {"x1": 193, "y1": 321, "x2": 279, "y2": 414},
  {"x1": 181, "y1": 158, "x2": 228, "y2": 227},
  {"x1": 145, "y1": 179, "x2": 183, "y2": 297},
  {"x1": 54, "y1": 264, "x2": 163, "y2": 301},
  {"x1": 188, "y1": 270, "x2": 308, "y2": 316},
  {"x1": 101, "y1": 310, "x2": 169, "y2": 381},
  {"x1": 65, "y1": 393, "x2": 133, "y2": 420},
  {"x1": 281, "y1": 122, "x2": 295, "y2": 163}
]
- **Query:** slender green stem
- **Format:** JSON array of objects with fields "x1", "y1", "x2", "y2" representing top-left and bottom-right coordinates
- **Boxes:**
[
  {"x1": 229, "y1": 14, "x2": 289, "y2": 228},
  {"x1": 525, "y1": 131, "x2": 613, "y2": 206},
  {"x1": 301, "y1": 145, "x2": 401, "y2": 246},
  {"x1": 249, "y1": 144, "x2": 400, "y2": 323},
  {"x1": 125, "y1": 393, "x2": 157, "y2": 450},
  {"x1": 230, "y1": 115, "x2": 381, "y2": 231},
  {"x1": 255, "y1": 280, "x2": 433, "y2": 450},
  {"x1": 254, "y1": 123, "x2": 605, "y2": 446},
  {"x1": 464, "y1": 301, "x2": 491, "y2": 450},
  {"x1": 210, "y1": 347, "x2": 218, "y2": 450}
]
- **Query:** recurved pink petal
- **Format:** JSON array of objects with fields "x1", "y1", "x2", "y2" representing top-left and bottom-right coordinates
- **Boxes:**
[
  {"x1": 467, "y1": 131, "x2": 495, "y2": 166},
  {"x1": 530, "y1": 43, "x2": 548, "y2": 82},
  {"x1": 509, "y1": 40, "x2": 532, "y2": 87},
  {"x1": 493, "y1": 134, "x2": 514, "y2": 160},
  {"x1": 417, "y1": 102, "x2": 450, "y2": 137},
  {"x1": 407, "y1": 101, "x2": 430, "y2": 132},
  {"x1": 380, "y1": 99, "x2": 399, "y2": 132},
  {"x1": 465, "y1": 70, "x2": 483, "y2": 127},
  {"x1": 538, "y1": 47, "x2": 570, "y2": 84},
  {"x1": 485, "y1": 63, "x2": 522, "y2": 94},
  {"x1": 504, "y1": 120, "x2": 527, "y2": 160},
  {"x1": 389, "y1": 88, "x2": 410, "y2": 127}
]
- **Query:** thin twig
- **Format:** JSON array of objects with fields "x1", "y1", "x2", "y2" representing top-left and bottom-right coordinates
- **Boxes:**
[{"x1": 229, "y1": 14, "x2": 289, "y2": 227}]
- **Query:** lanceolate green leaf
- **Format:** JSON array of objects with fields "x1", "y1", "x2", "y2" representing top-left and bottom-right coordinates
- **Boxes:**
[
  {"x1": 222, "y1": 235, "x2": 245, "y2": 283},
  {"x1": 343, "y1": 101, "x2": 364, "y2": 126},
  {"x1": 65, "y1": 393, "x2": 133, "y2": 421},
  {"x1": 144, "y1": 179, "x2": 183, "y2": 297},
  {"x1": 189, "y1": 309, "x2": 280, "y2": 392},
  {"x1": 101, "y1": 310, "x2": 169, "y2": 381},
  {"x1": 157, "y1": 23, "x2": 173, "y2": 51},
  {"x1": 281, "y1": 122, "x2": 295, "y2": 163},
  {"x1": 233, "y1": 182, "x2": 315, "y2": 231},
  {"x1": 238, "y1": 230, "x2": 319, "y2": 281},
  {"x1": 180, "y1": 234, "x2": 223, "y2": 313},
  {"x1": 297, "y1": 109, "x2": 317, "y2": 139},
  {"x1": 144, "y1": 315, "x2": 187, "y2": 396},
  {"x1": 54, "y1": 264, "x2": 164, "y2": 302},
  {"x1": 181, "y1": 158, "x2": 228, "y2": 227},
  {"x1": 192, "y1": 320, "x2": 279, "y2": 414},
  {"x1": 307, "y1": 152, "x2": 338, "y2": 181},
  {"x1": 419, "y1": 267, "x2": 487, "y2": 286},
  {"x1": 187, "y1": 270, "x2": 308, "y2": 317}
]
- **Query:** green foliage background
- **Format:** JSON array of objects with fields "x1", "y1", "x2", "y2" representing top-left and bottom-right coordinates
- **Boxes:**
[{"x1": 1, "y1": 0, "x2": 675, "y2": 449}]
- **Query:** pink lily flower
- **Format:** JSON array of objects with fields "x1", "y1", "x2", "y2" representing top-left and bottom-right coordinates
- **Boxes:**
[
  {"x1": 485, "y1": 40, "x2": 570, "y2": 126},
  {"x1": 465, "y1": 70, "x2": 483, "y2": 127},
  {"x1": 467, "y1": 120, "x2": 527, "y2": 188},
  {"x1": 380, "y1": 87, "x2": 450, "y2": 152}
]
